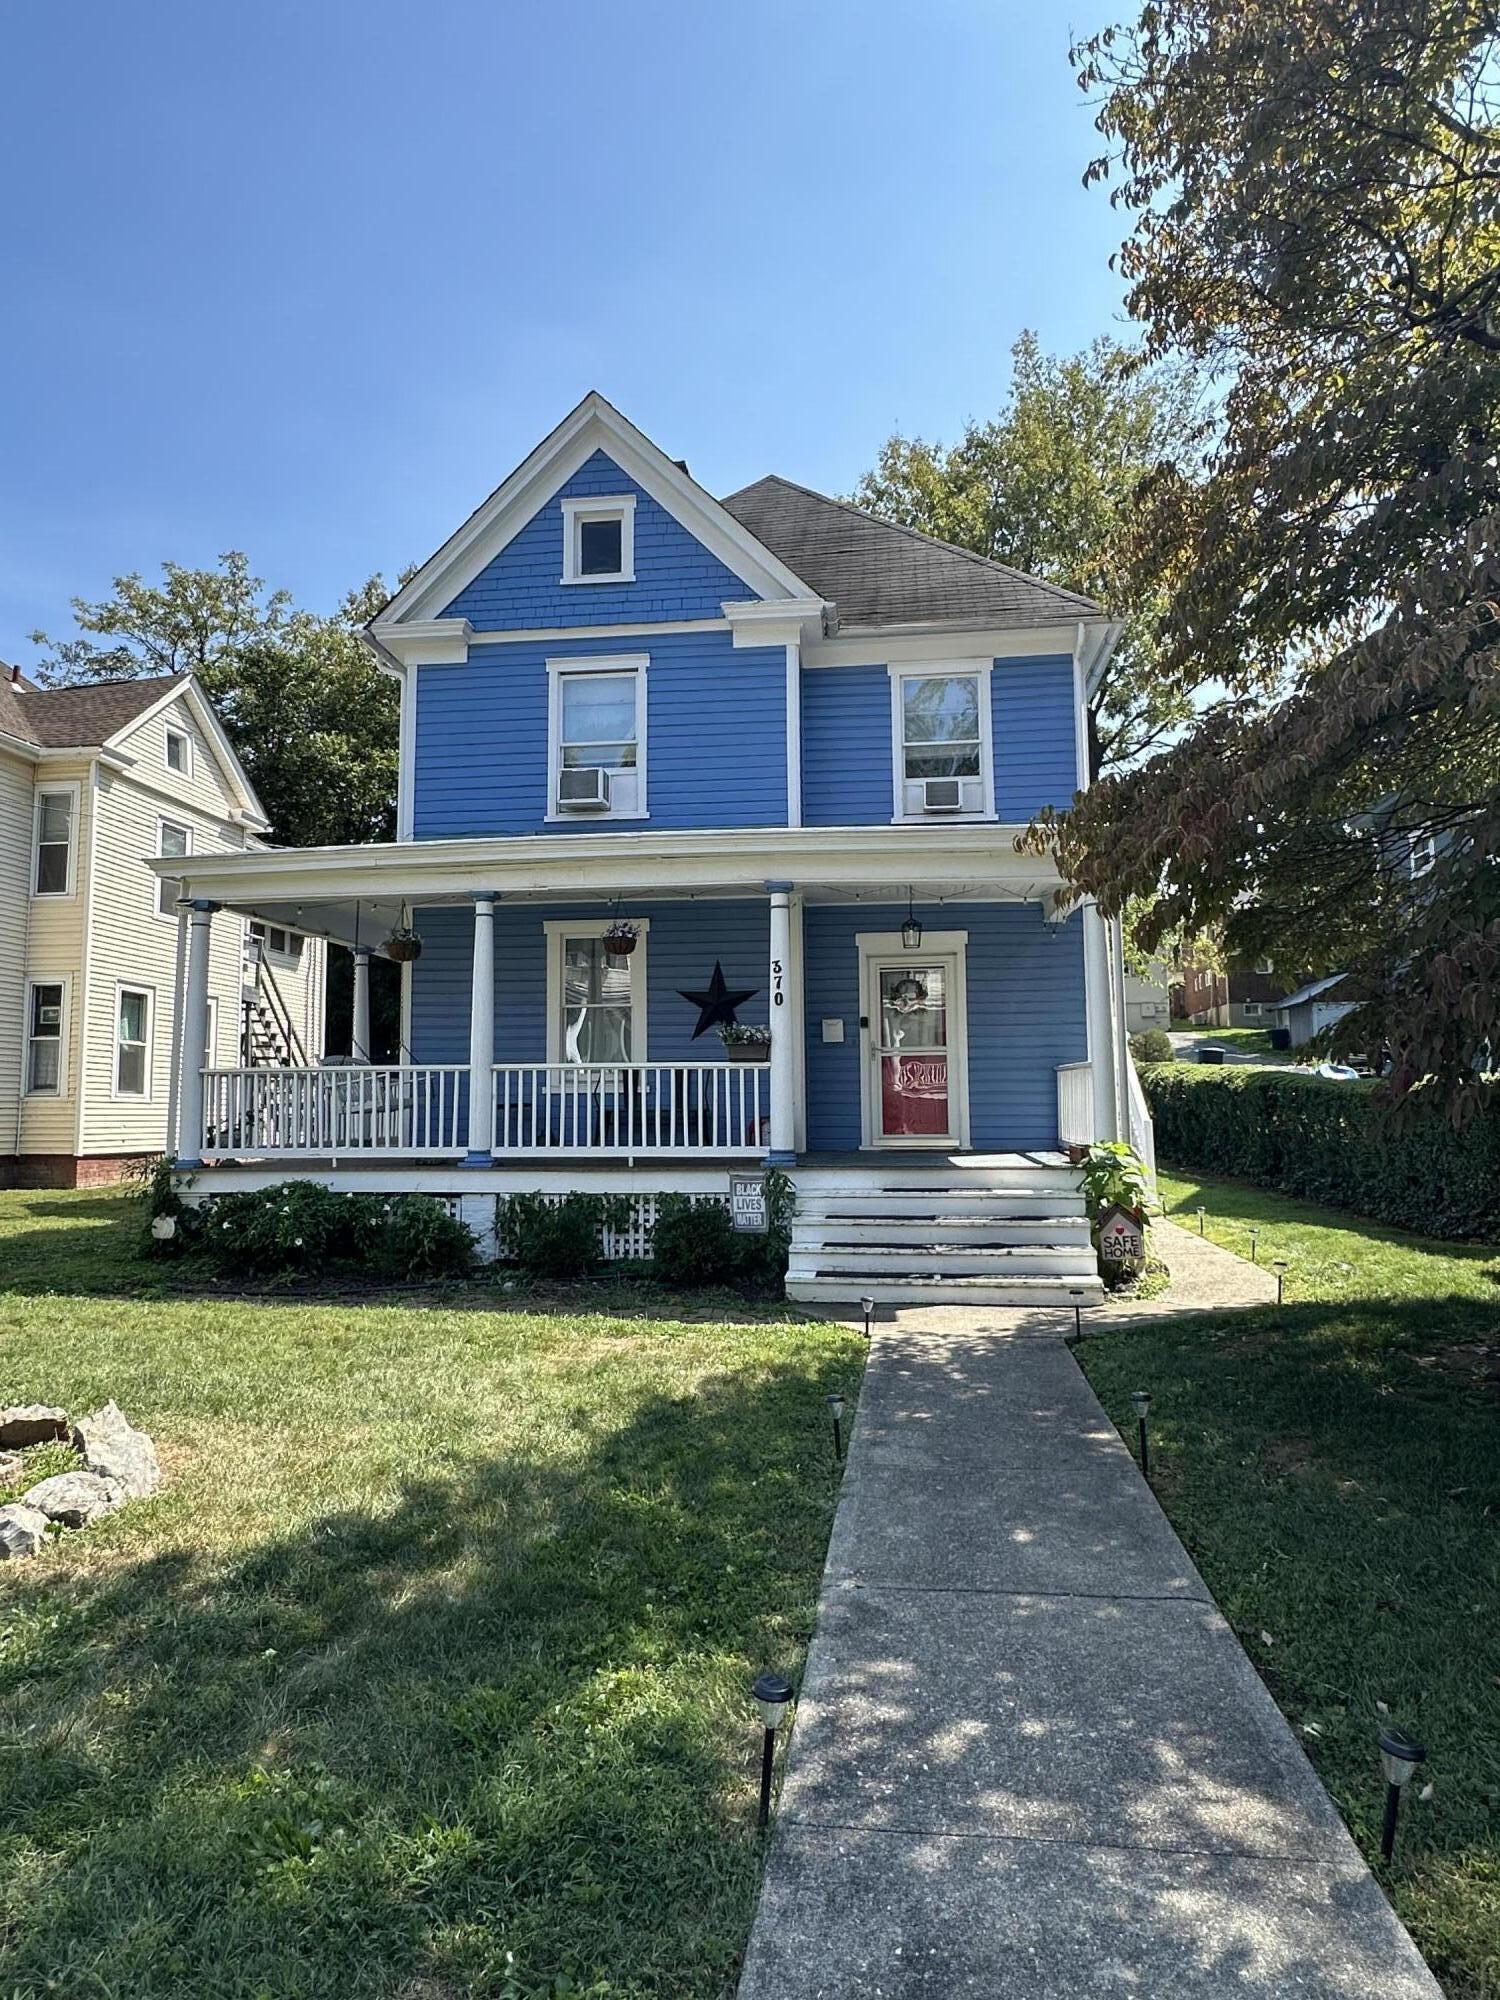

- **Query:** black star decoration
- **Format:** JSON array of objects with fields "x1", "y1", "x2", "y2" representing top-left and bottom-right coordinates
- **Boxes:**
[{"x1": 677, "y1": 961, "x2": 759, "y2": 1039}]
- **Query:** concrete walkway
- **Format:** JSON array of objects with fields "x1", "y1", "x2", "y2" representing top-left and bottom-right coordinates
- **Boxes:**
[{"x1": 738, "y1": 1311, "x2": 1441, "y2": 1997}]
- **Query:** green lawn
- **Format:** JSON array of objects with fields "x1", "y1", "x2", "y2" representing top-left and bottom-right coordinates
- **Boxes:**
[
  {"x1": 0, "y1": 1187, "x2": 862, "y2": 1999},
  {"x1": 1081, "y1": 1166, "x2": 1500, "y2": 2000},
  {"x1": 1167, "y1": 1024, "x2": 1294, "y2": 1062}
]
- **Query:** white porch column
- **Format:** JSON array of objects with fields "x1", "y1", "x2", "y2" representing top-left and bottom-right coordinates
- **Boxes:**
[
  {"x1": 767, "y1": 882, "x2": 796, "y2": 1163},
  {"x1": 1082, "y1": 899, "x2": 1122, "y2": 1143},
  {"x1": 175, "y1": 899, "x2": 217, "y2": 1167},
  {"x1": 464, "y1": 891, "x2": 497, "y2": 1166},
  {"x1": 351, "y1": 945, "x2": 372, "y2": 1062}
]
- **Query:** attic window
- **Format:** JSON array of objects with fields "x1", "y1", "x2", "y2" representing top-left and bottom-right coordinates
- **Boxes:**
[
  {"x1": 165, "y1": 727, "x2": 191, "y2": 775},
  {"x1": 561, "y1": 495, "x2": 635, "y2": 585}
]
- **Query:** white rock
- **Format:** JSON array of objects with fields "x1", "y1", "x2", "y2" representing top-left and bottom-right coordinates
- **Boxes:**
[
  {"x1": 0, "y1": 1503, "x2": 49, "y2": 1558},
  {"x1": 22, "y1": 1470, "x2": 125, "y2": 1528},
  {"x1": 73, "y1": 1401, "x2": 159, "y2": 1501},
  {"x1": 0, "y1": 1405, "x2": 70, "y2": 1449}
]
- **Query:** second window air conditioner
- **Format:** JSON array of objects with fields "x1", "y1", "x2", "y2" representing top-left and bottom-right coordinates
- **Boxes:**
[
  {"x1": 921, "y1": 776, "x2": 965, "y2": 813},
  {"x1": 559, "y1": 766, "x2": 612, "y2": 812}
]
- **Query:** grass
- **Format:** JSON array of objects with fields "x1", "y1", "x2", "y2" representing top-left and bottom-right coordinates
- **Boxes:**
[
  {"x1": 1168, "y1": 1024, "x2": 1294, "y2": 1062},
  {"x1": 1080, "y1": 1166, "x2": 1500, "y2": 1999},
  {"x1": 0, "y1": 1187, "x2": 863, "y2": 1999}
]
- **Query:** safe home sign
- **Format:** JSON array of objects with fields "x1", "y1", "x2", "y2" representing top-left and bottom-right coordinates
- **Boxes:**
[{"x1": 1097, "y1": 1202, "x2": 1147, "y2": 1274}]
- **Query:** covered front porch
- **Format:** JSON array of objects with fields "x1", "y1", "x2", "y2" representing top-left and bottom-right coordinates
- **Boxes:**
[{"x1": 155, "y1": 824, "x2": 1136, "y2": 1175}]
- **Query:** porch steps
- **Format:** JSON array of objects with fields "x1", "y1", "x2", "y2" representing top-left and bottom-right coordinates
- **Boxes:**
[{"x1": 786, "y1": 1158, "x2": 1102, "y2": 1306}]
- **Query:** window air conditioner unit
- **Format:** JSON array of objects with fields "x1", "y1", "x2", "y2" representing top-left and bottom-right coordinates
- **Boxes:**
[
  {"x1": 921, "y1": 777, "x2": 965, "y2": 813},
  {"x1": 558, "y1": 766, "x2": 612, "y2": 812}
]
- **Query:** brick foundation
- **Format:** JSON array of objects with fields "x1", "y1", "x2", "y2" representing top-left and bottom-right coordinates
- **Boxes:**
[{"x1": 3, "y1": 1153, "x2": 156, "y2": 1191}]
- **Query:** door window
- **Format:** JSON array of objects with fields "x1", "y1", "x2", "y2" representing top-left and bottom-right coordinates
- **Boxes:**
[{"x1": 876, "y1": 963, "x2": 952, "y2": 1138}]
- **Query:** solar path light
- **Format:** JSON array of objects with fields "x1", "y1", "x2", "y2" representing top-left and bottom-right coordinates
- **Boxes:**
[
  {"x1": 1378, "y1": 1729, "x2": 1426, "y2": 1863},
  {"x1": 1248, "y1": 1227, "x2": 1260, "y2": 1264},
  {"x1": 1274, "y1": 1259, "x2": 1288, "y2": 1307},
  {"x1": 1197, "y1": 1205, "x2": 1206, "y2": 1236},
  {"x1": 860, "y1": 1295, "x2": 875, "y2": 1341},
  {"x1": 1069, "y1": 1284, "x2": 1089, "y2": 1341},
  {"x1": 1130, "y1": 1388, "x2": 1152, "y2": 1480},
  {"x1": 826, "y1": 1393, "x2": 846, "y2": 1464},
  {"x1": 752, "y1": 1672, "x2": 794, "y2": 1828}
]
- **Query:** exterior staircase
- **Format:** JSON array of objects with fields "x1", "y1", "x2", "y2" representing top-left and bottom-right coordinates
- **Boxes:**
[
  {"x1": 240, "y1": 955, "x2": 306, "y2": 1071},
  {"x1": 786, "y1": 1155, "x2": 1102, "y2": 1307}
]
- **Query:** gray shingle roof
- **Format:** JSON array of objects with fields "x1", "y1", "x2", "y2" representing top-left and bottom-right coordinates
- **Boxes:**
[
  {"x1": 0, "y1": 672, "x2": 184, "y2": 749},
  {"x1": 720, "y1": 475, "x2": 1101, "y2": 631}
]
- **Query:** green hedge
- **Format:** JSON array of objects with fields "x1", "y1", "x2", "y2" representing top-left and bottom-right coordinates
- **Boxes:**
[{"x1": 1140, "y1": 1067, "x2": 1500, "y2": 1240}]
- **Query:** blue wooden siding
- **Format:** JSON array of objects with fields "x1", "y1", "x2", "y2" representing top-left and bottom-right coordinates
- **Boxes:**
[
  {"x1": 409, "y1": 899, "x2": 772, "y2": 1066},
  {"x1": 802, "y1": 901, "x2": 1087, "y2": 1151},
  {"x1": 440, "y1": 451, "x2": 757, "y2": 629},
  {"x1": 801, "y1": 657, "x2": 1079, "y2": 825},
  {"x1": 410, "y1": 896, "x2": 1085, "y2": 1152},
  {"x1": 413, "y1": 628, "x2": 787, "y2": 836}
]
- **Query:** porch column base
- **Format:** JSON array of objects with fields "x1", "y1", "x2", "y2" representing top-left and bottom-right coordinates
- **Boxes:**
[
  {"x1": 461, "y1": 1152, "x2": 494, "y2": 1169},
  {"x1": 764, "y1": 1150, "x2": 796, "y2": 1167}
]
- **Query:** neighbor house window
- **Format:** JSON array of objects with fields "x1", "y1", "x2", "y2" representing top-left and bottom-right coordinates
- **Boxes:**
[
  {"x1": 165, "y1": 726, "x2": 191, "y2": 775},
  {"x1": 545, "y1": 919, "x2": 648, "y2": 1066},
  {"x1": 115, "y1": 986, "x2": 151, "y2": 1097},
  {"x1": 1409, "y1": 832, "x2": 1436, "y2": 878},
  {"x1": 1242, "y1": 1001, "x2": 1262, "y2": 1018},
  {"x1": 33, "y1": 787, "x2": 76, "y2": 895},
  {"x1": 892, "y1": 667, "x2": 991, "y2": 818},
  {"x1": 158, "y1": 820, "x2": 190, "y2": 916},
  {"x1": 248, "y1": 920, "x2": 304, "y2": 964},
  {"x1": 548, "y1": 657, "x2": 647, "y2": 818},
  {"x1": 25, "y1": 982, "x2": 65, "y2": 1094},
  {"x1": 560, "y1": 494, "x2": 635, "y2": 584}
]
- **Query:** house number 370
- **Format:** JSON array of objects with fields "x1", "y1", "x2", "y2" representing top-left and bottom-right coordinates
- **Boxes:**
[{"x1": 772, "y1": 958, "x2": 785, "y2": 1006}]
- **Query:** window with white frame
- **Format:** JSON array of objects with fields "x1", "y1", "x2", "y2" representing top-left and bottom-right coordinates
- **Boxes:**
[
  {"x1": 115, "y1": 986, "x2": 151, "y2": 1097},
  {"x1": 560, "y1": 494, "x2": 636, "y2": 584},
  {"x1": 165, "y1": 726, "x2": 191, "y2": 775},
  {"x1": 25, "y1": 981, "x2": 65, "y2": 1094},
  {"x1": 33, "y1": 787, "x2": 76, "y2": 895},
  {"x1": 247, "y1": 920, "x2": 304, "y2": 965},
  {"x1": 545, "y1": 919, "x2": 648, "y2": 1065},
  {"x1": 157, "y1": 820, "x2": 190, "y2": 916},
  {"x1": 1242, "y1": 1001, "x2": 1263, "y2": 1017},
  {"x1": 549, "y1": 658, "x2": 646, "y2": 818},
  {"x1": 892, "y1": 668, "x2": 991, "y2": 818},
  {"x1": 1409, "y1": 831, "x2": 1437, "y2": 878}
]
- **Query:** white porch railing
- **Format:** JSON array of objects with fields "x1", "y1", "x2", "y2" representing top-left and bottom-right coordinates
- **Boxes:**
[
  {"x1": 1056, "y1": 1061, "x2": 1095, "y2": 1149},
  {"x1": 1125, "y1": 1054, "x2": 1157, "y2": 1184},
  {"x1": 492, "y1": 1062, "x2": 769, "y2": 1156},
  {"x1": 202, "y1": 1066, "x2": 468, "y2": 1158}
]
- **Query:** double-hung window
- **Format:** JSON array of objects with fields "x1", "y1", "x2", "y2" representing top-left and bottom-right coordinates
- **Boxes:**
[
  {"x1": 549, "y1": 657, "x2": 646, "y2": 818},
  {"x1": 25, "y1": 982, "x2": 65, "y2": 1094},
  {"x1": 165, "y1": 726, "x2": 191, "y2": 776},
  {"x1": 545, "y1": 919, "x2": 649, "y2": 1066},
  {"x1": 157, "y1": 820, "x2": 190, "y2": 916},
  {"x1": 34, "y1": 787, "x2": 76, "y2": 895},
  {"x1": 115, "y1": 987, "x2": 151, "y2": 1097},
  {"x1": 892, "y1": 667, "x2": 992, "y2": 818}
]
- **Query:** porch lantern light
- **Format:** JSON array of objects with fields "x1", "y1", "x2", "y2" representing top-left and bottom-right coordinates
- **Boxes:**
[
  {"x1": 1377, "y1": 1728, "x2": 1426, "y2": 1862},
  {"x1": 826, "y1": 1393, "x2": 846, "y2": 1464},
  {"x1": 1130, "y1": 1388, "x2": 1152, "y2": 1479},
  {"x1": 752, "y1": 1671, "x2": 795, "y2": 1828},
  {"x1": 901, "y1": 889, "x2": 922, "y2": 952},
  {"x1": 860, "y1": 1295, "x2": 875, "y2": 1341}
]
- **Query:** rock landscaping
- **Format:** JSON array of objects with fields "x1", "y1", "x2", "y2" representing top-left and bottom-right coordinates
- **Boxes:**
[{"x1": 0, "y1": 1401, "x2": 159, "y2": 1557}]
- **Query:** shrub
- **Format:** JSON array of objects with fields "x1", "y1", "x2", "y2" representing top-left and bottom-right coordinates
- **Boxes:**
[
  {"x1": 197, "y1": 1183, "x2": 473, "y2": 1281},
  {"x1": 498, "y1": 1193, "x2": 633, "y2": 1280},
  {"x1": 651, "y1": 1169, "x2": 794, "y2": 1291},
  {"x1": 1140, "y1": 1067, "x2": 1500, "y2": 1239},
  {"x1": 1077, "y1": 1141, "x2": 1154, "y2": 1222},
  {"x1": 1130, "y1": 1028, "x2": 1174, "y2": 1065},
  {"x1": 133, "y1": 1155, "x2": 200, "y2": 1257},
  {"x1": 375, "y1": 1196, "x2": 475, "y2": 1280}
]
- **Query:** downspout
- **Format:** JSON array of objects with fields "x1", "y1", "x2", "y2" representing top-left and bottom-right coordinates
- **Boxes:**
[{"x1": 1111, "y1": 914, "x2": 1132, "y2": 1146}]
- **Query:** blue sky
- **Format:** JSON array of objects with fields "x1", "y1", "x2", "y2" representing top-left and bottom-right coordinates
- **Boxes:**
[{"x1": 0, "y1": 1, "x2": 1128, "y2": 660}]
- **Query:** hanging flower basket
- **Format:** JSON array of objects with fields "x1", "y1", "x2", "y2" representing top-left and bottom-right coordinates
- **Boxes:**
[
  {"x1": 603, "y1": 921, "x2": 640, "y2": 958},
  {"x1": 718, "y1": 1022, "x2": 772, "y2": 1062},
  {"x1": 385, "y1": 927, "x2": 423, "y2": 963}
]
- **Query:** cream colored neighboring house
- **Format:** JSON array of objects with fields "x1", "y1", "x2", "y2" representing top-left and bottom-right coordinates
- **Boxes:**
[{"x1": 1, "y1": 667, "x2": 324, "y2": 1186}]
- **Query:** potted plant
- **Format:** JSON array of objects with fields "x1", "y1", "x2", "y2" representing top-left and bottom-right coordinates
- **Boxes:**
[
  {"x1": 384, "y1": 903, "x2": 423, "y2": 963},
  {"x1": 603, "y1": 919, "x2": 639, "y2": 959},
  {"x1": 717, "y1": 1022, "x2": 772, "y2": 1063}
]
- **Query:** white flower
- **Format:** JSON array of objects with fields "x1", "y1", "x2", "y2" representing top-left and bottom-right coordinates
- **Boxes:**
[{"x1": 293, "y1": 1237, "x2": 303, "y2": 1247}]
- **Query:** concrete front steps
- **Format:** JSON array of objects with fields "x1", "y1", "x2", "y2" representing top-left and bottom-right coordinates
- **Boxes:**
[{"x1": 787, "y1": 1155, "x2": 1104, "y2": 1306}]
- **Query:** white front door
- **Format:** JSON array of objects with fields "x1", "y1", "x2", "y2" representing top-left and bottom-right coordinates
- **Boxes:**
[{"x1": 858, "y1": 932, "x2": 969, "y2": 1148}]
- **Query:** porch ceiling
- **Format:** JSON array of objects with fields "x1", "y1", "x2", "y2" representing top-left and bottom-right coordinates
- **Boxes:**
[{"x1": 152, "y1": 823, "x2": 1069, "y2": 947}]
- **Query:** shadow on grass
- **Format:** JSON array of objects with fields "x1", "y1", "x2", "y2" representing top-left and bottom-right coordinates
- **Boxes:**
[
  {"x1": 1158, "y1": 1169, "x2": 1500, "y2": 1270},
  {"x1": 0, "y1": 1361, "x2": 846, "y2": 1999}
]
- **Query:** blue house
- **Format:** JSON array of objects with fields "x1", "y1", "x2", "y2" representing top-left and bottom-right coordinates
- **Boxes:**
[{"x1": 160, "y1": 395, "x2": 1149, "y2": 1301}]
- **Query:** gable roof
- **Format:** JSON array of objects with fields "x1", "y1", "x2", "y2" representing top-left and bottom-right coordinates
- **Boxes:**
[
  {"x1": 0, "y1": 671, "x2": 187, "y2": 749},
  {"x1": 720, "y1": 476, "x2": 1101, "y2": 633},
  {"x1": 1276, "y1": 972, "x2": 1349, "y2": 1011}
]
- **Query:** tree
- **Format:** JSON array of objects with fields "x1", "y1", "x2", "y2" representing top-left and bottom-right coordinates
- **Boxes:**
[
  {"x1": 30, "y1": 557, "x2": 400, "y2": 848},
  {"x1": 851, "y1": 330, "x2": 1204, "y2": 772},
  {"x1": 1046, "y1": 1, "x2": 1500, "y2": 1116}
]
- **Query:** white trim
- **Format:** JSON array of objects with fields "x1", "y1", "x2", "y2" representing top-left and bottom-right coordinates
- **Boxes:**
[
  {"x1": 22, "y1": 974, "x2": 71, "y2": 1099},
  {"x1": 32, "y1": 779, "x2": 81, "y2": 898},
  {"x1": 1072, "y1": 624, "x2": 1092, "y2": 793},
  {"x1": 784, "y1": 641, "x2": 802, "y2": 827},
  {"x1": 888, "y1": 662, "x2": 994, "y2": 824},
  {"x1": 372, "y1": 618, "x2": 475, "y2": 670},
  {"x1": 545, "y1": 654, "x2": 649, "y2": 823},
  {"x1": 155, "y1": 815, "x2": 192, "y2": 921},
  {"x1": 371, "y1": 392, "x2": 815, "y2": 631},
  {"x1": 805, "y1": 624, "x2": 1087, "y2": 668},
  {"x1": 111, "y1": 981, "x2": 155, "y2": 1100},
  {"x1": 543, "y1": 916, "x2": 651, "y2": 1064},
  {"x1": 396, "y1": 664, "x2": 417, "y2": 840},
  {"x1": 856, "y1": 931, "x2": 970, "y2": 1149},
  {"x1": 722, "y1": 598, "x2": 827, "y2": 648},
  {"x1": 464, "y1": 616, "x2": 723, "y2": 649},
  {"x1": 164, "y1": 725, "x2": 192, "y2": 778},
  {"x1": 560, "y1": 492, "x2": 636, "y2": 585},
  {"x1": 103, "y1": 677, "x2": 269, "y2": 830}
]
